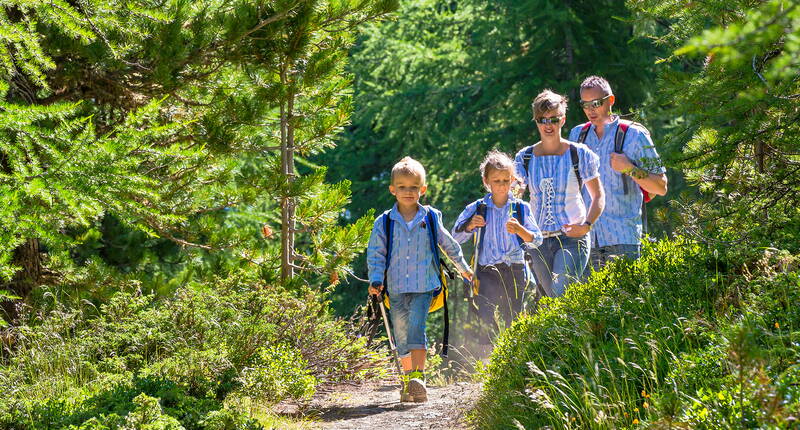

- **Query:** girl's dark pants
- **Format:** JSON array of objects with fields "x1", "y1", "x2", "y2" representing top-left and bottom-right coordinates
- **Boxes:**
[{"x1": 475, "y1": 262, "x2": 528, "y2": 343}]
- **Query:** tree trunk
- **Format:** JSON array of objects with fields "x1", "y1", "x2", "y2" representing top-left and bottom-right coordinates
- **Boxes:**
[
  {"x1": 1, "y1": 239, "x2": 41, "y2": 323},
  {"x1": 280, "y1": 67, "x2": 296, "y2": 281}
]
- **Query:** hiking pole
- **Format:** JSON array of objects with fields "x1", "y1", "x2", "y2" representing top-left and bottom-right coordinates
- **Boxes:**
[
  {"x1": 469, "y1": 202, "x2": 488, "y2": 306},
  {"x1": 374, "y1": 293, "x2": 404, "y2": 378}
]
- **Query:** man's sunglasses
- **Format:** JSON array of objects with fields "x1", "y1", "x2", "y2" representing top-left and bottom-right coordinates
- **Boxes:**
[
  {"x1": 578, "y1": 95, "x2": 611, "y2": 109},
  {"x1": 534, "y1": 116, "x2": 563, "y2": 125}
]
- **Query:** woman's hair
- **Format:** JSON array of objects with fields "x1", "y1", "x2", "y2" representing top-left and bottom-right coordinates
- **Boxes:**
[
  {"x1": 391, "y1": 156, "x2": 426, "y2": 185},
  {"x1": 480, "y1": 150, "x2": 516, "y2": 190},
  {"x1": 531, "y1": 89, "x2": 568, "y2": 120}
]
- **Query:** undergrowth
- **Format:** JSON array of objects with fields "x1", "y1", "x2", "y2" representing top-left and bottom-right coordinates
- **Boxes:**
[
  {"x1": 471, "y1": 237, "x2": 800, "y2": 429},
  {"x1": 0, "y1": 274, "x2": 383, "y2": 429}
]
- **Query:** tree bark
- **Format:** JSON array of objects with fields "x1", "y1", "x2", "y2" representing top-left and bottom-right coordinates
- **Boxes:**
[
  {"x1": 1, "y1": 239, "x2": 42, "y2": 323},
  {"x1": 280, "y1": 66, "x2": 296, "y2": 281}
]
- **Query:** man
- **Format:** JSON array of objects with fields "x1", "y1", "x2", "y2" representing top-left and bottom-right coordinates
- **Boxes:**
[{"x1": 568, "y1": 76, "x2": 667, "y2": 271}]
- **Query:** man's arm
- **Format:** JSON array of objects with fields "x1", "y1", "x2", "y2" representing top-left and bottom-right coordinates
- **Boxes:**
[
  {"x1": 626, "y1": 164, "x2": 668, "y2": 196},
  {"x1": 609, "y1": 127, "x2": 668, "y2": 196}
]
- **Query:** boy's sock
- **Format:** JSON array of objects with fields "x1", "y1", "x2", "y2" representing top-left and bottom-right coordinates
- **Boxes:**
[
  {"x1": 399, "y1": 372, "x2": 413, "y2": 402},
  {"x1": 407, "y1": 370, "x2": 425, "y2": 381}
]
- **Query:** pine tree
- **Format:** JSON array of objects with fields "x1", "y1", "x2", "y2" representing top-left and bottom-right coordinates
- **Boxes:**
[
  {"x1": 630, "y1": 0, "x2": 800, "y2": 247},
  {"x1": 0, "y1": 0, "x2": 397, "y2": 322}
]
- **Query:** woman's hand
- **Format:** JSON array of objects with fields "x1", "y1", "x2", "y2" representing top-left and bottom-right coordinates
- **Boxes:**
[{"x1": 562, "y1": 223, "x2": 590, "y2": 238}]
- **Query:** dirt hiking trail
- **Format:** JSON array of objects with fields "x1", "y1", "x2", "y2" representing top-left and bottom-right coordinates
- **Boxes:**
[{"x1": 306, "y1": 378, "x2": 482, "y2": 429}]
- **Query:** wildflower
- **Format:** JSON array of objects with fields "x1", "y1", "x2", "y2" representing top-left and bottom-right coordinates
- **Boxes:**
[
  {"x1": 624, "y1": 412, "x2": 629, "y2": 418},
  {"x1": 571, "y1": 417, "x2": 576, "y2": 422},
  {"x1": 634, "y1": 407, "x2": 639, "y2": 413},
  {"x1": 643, "y1": 402, "x2": 649, "y2": 409},
  {"x1": 775, "y1": 322, "x2": 780, "y2": 329},
  {"x1": 633, "y1": 418, "x2": 639, "y2": 425},
  {"x1": 641, "y1": 389, "x2": 647, "y2": 397}
]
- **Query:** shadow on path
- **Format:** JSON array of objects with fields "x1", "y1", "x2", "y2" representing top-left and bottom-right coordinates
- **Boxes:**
[{"x1": 306, "y1": 381, "x2": 481, "y2": 430}]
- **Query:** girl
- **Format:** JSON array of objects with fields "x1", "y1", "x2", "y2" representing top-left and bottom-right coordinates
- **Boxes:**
[{"x1": 452, "y1": 150, "x2": 542, "y2": 346}]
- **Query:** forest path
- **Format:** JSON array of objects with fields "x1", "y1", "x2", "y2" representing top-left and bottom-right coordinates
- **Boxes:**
[{"x1": 306, "y1": 378, "x2": 481, "y2": 429}]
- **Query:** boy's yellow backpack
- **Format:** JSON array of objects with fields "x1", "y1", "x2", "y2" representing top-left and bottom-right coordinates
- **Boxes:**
[{"x1": 380, "y1": 206, "x2": 453, "y2": 355}]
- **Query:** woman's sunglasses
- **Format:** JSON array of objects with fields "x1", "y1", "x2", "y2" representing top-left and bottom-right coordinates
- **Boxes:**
[
  {"x1": 534, "y1": 116, "x2": 563, "y2": 125},
  {"x1": 578, "y1": 95, "x2": 611, "y2": 109}
]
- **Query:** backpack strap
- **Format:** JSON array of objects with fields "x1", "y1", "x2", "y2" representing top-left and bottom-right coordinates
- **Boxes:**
[
  {"x1": 615, "y1": 120, "x2": 632, "y2": 195},
  {"x1": 511, "y1": 201, "x2": 525, "y2": 246},
  {"x1": 425, "y1": 207, "x2": 451, "y2": 357},
  {"x1": 521, "y1": 146, "x2": 534, "y2": 182},
  {"x1": 576, "y1": 122, "x2": 592, "y2": 144},
  {"x1": 569, "y1": 144, "x2": 582, "y2": 190},
  {"x1": 382, "y1": 211, "x2": 393, "y2": 286},
  {"x1": 425, "y1": 208, "x2": 442, "y2": 284},
  {"x1": 478, "y1": 206, "x2": 488, "y2": 254}
]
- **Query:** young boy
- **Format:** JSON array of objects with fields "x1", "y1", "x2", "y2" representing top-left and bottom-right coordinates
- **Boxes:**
[
  {"x1": 367, "y1": 156, "x2": 472, "y2": 403},
  {"x1": 452, "y1": 150, "x2": 542, "y2": 352}
]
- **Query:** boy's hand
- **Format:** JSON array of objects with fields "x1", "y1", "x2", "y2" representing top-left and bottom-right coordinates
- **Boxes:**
[
  {"x1": 368, "y1": 283, "x2": 384, "y2": 296},
  {"x1": 460, "y1": 271, "x2": 473, "y2": 282},
  {"x1": 467, "y1": 215, "x2": 486, "y2": 232}
]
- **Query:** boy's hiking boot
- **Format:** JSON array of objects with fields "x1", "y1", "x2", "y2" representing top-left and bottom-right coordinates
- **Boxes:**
[
  {"x1": 399, "y1": 374, "x2": 414, "y2": 402},
  {"x1": 407, "y1": 371, "x2": 428, "y2": 403}
]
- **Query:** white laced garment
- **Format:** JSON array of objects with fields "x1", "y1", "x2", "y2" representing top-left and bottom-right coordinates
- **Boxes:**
[{"x1": 539, "y1": 177, "x2": 556, "y2": 227}]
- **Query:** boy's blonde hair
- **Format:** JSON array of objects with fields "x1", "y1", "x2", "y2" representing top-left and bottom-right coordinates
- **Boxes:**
[
  {"x1": 532, "y1": 89, "x2": 568, "y2": 120},
  {"x1": 391, "y1": 156, "x2": 427, "y2": 185},
  {"x1": 480, "y1": 150, "x2": 516, "y2": 191}
]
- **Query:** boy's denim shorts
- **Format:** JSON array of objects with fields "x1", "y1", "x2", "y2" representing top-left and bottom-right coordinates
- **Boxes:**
[{"x1": 388, "y1": 290, "x2": 435, "y2": 358}]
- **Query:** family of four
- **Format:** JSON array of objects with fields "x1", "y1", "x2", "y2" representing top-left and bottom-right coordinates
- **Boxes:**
[{"x1": 365, "y1": 76, "x2": 668, "y2": 403}]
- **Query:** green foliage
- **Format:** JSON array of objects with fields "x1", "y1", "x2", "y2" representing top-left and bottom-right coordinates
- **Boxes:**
[
  {"x1": 0, "y1": 275, "x2": 382, "y2": 429},
  {"x1": 0, "y1": 0, "x2": 397, "y2": 314},
  {"x1": 236, "y1": 345, "x2": 316, "y2": 403},
  {"x1": 630, "y1": 0, "x2": 800, "y2": 248},
  {"x1": 471, "y1": 238, "x2": 800, "y2": 429}
]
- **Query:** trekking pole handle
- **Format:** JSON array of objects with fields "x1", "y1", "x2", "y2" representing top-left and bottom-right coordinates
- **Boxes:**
[
  {"x1": 476, "y1": 202, "x2": 487, "y2": 218},
  {"x1": 468, "y1": 202, "x2": 487, "y2": 300}
]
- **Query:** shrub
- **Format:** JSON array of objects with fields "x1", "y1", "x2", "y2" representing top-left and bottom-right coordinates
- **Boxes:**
[
  {"x1": 471, "y1": 237, "x2": 800, "y2": 429},
  {"x1": 0, "y1": 275, "x2": 379, "y2": 429}
]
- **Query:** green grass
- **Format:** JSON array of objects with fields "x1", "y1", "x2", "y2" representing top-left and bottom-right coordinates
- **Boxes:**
[{"x1": 471, "y1": 238, "x2": 800, "y2": 429}]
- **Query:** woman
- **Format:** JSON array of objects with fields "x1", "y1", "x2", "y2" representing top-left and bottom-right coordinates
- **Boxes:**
[{"x1": 514, "y1": 89, "x2": 605, "y2": 298}]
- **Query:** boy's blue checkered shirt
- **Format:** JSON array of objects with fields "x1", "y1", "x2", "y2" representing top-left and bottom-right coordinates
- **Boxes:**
[
  {"x1": 568, "y1": 117, "x2": 666, "y2": 247},
  {"x1": 451, "y1": 193, "x2": 543, "y2": 266},
  {"x1": 367, "y1": 204, "x2": 470, "y2": 295}
]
